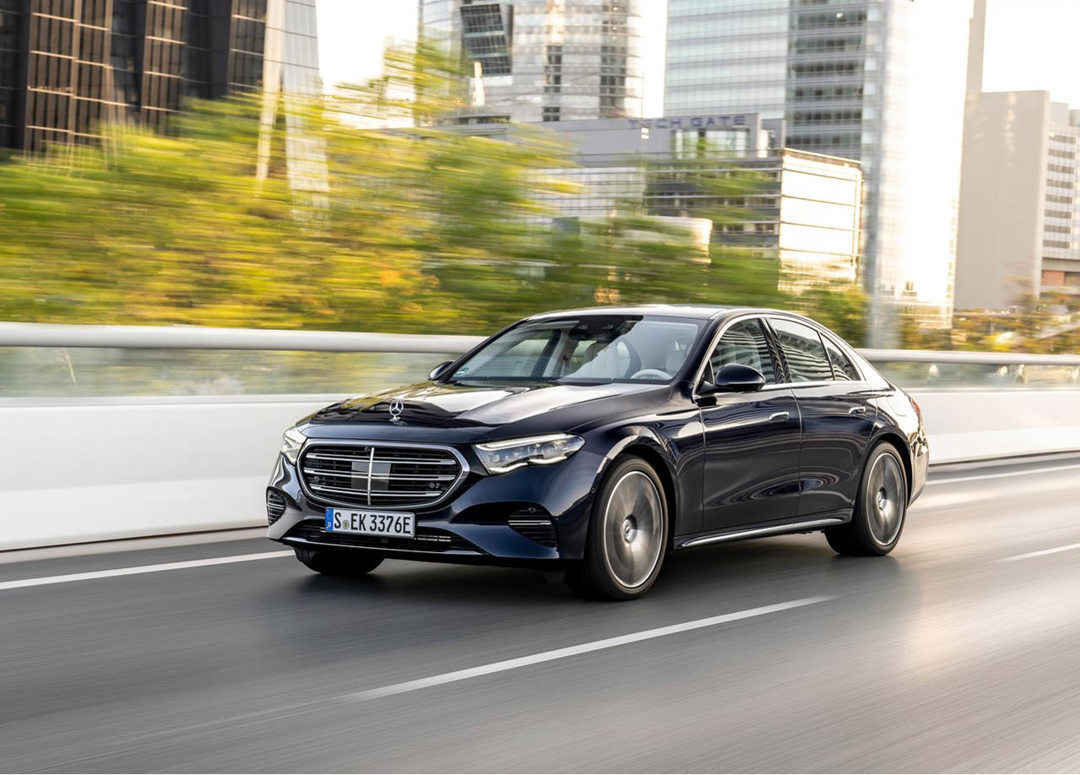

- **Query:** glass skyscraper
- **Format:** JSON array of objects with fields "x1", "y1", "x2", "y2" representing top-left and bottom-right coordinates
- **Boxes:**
[
  {"x1": 666, "y1": 0, "x2": 974, "y2": 337},
  {"x1": 418, "y1": 0, "x2": 646, "y2": 123},
  {"x1": 0, "y1": 0, "x2": 320, "y2": 152}
]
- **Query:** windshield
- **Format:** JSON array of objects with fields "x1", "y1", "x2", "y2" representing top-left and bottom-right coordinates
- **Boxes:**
[{"x1": 448, "y1": 315, "x2": 705, "y2": 384}]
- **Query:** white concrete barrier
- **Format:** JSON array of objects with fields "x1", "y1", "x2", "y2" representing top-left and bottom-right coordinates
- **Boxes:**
[
  {"x1": 0, "y1": 397, "x2": 334, "y2": 551},
  {"x1": 3, "y1": 389, "x2": 1079, "y2": 551},
  {"x1": 912, "y1": 389, "x2": 1080, "y2": 465}
]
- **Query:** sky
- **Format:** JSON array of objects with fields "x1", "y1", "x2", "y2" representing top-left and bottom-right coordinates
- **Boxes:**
[
  {"x1": 316, "y1": 0, "x2": 1080, "y2": 112},
  {"x1": 981, "y1": 0, "x2": 1080, "y2": 107}
]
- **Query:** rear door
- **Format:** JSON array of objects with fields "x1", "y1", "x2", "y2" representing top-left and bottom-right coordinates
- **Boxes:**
[
  {"x1": 699, "y1": 317, "x2": 802, "y2": 532},
  {"x1": 766, "y1": 317, "x2": 878, "y2": 517}
]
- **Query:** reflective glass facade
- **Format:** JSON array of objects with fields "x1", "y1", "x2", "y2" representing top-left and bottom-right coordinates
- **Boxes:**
[
  {"x1": 0, "y1": 0, "x2": 320, "y2": 152},
  {"x1": 665, "y1": 0, "x2": 974, "y2": 334},
  {"x1": 419, "y1": 0, "x2": 645, "y2": 122},
  {"x1": 0, "y1": 0, "x2": 26, "y2": 147}
]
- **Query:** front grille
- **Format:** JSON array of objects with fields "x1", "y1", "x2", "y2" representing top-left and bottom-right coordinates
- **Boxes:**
[
  {"x1": 286, "y1": 521, "x2": 479, "y2": 553},
  {"x1": 266, "y1": 489, "x2": 287, "y2": 525},
  {"x1": 299, "y1": 443, "x2": 464, "y2": 509},
  {"x1": 508, "y1": 517, "x2": 557, "y2": 547}
]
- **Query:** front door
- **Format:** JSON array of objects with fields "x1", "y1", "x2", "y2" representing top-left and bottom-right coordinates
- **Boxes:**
[{"x1": 699, "y1": 318, "x2": 802, "y2": 533}]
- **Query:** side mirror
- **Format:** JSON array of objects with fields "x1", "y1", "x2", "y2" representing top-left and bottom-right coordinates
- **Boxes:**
[
  {"x1": 428, "y1": 360, "x2": 454, "y2": 382},
  {"x1": 706, "y1": 363, "x2": 766, "y2": 394}
]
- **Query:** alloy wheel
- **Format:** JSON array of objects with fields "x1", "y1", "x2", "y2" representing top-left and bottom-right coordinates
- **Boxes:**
[
  {"x1": 601, "y1": 470, "x2": 665, "y2": 589},
  {"x1": 866, "y1": 451, "x2": 905, "y2": 545}
]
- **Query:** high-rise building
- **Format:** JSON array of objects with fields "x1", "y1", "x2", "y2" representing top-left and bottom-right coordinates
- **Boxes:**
[
  {"x1": 956, "y1": 92, "x2": 1080, "y2": 308},
  {"x1": 418, "y1": 0, "x2": 645, "y2": 123},
  {"x1": 665, "y1": 0, "x2": 974, "y2": 339},
  {"x1": 0, "y1": 0, "x2": 319, "y2": 152}
]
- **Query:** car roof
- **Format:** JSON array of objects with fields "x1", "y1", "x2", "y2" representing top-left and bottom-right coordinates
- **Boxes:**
[{"x1": 526, "y1": 304, "x2": 808, "y2": 324}]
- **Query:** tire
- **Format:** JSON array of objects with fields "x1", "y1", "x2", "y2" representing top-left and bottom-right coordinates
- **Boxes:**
[
  {"x1": 294, "y1": 547, "x2": 384, "y2": 576},
  {"x1": 568, "y1": 456, "x2": 669, "y2": 601},
  {"x1": 826, "y1": 441, "x2": 908, "y2": 557}
]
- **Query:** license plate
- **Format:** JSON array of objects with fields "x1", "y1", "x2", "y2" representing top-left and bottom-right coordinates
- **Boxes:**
[{"x1": 324, "y1": 508, "x2": 415, "y2": 538}]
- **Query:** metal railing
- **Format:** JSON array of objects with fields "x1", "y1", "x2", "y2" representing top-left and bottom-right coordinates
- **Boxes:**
[{"x1": 1, "y1": 322, "x2": 1078, "y2": 399}]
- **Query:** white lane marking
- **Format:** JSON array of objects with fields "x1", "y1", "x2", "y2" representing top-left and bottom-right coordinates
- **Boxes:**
[
  {"x1": 1000, "y1": 542, "x2": 1080, "y2": 563},
  {"x1": 344, "y1": 596, "x2": 832, "y2": 702},
  {"x1": 0, "y1": 550, "x2": 293, "y2": 591},
  {"x1": 928, "y1": 463, "x2": 1080, "y2": 486}
]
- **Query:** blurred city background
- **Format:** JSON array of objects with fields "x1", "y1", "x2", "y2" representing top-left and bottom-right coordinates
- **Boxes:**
[{"x1": 2, "y1": 0, "x2": 1080, "y2": 366}]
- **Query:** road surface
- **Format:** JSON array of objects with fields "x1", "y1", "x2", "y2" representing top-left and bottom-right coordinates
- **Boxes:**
[{"x1": 3, "y1": 457, "x2": 1080, "y2": 772}]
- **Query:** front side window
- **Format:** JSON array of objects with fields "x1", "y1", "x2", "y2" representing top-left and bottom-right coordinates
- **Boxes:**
[
  {"x1": 450, "y1": 315, "x2": 705, "y2": 384},
  {"x1": 768, "y1": 318, "x2": 833, "y2": 383},
  {"x1": 708, "y1": 318, "x2": 778, "y2": 383}
]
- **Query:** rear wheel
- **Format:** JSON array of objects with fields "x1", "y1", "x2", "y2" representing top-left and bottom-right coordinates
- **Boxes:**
[
  {"x1": 826, "y1": 442, "x2": 908, "y2": 556},
  {"x1": 568, "y1": 456, "x2": 669, "y2": 601},
  {"x1": 294, "y1": 547, "x2": 384, "y2": 576}
]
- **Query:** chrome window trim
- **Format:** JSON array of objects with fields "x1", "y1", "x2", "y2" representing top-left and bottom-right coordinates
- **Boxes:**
[{"x1": 295, "y1": 439, "x2": 470, "y2": 511}]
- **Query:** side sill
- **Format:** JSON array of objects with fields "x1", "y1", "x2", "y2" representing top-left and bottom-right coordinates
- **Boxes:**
[{"x1": 675, "y1": 512, "x2": 851, "y2": 550}]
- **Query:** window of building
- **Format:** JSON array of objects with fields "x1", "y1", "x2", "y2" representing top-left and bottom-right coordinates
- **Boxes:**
[
  {"x1": 542, "y1": 106, "x2": 560, "y2": 122},
  {"x1": 544, "y1": 44, "x2": 562, "y2": 94}
]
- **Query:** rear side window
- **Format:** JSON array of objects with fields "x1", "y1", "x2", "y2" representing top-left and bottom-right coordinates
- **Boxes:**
[
  {"x1": 822, "y1": 336, "x2": 860, "y2": 381},
  {"x1": 710, "y1": 318, "x2": 778, "y2": 383},
  {"x1": 768, "y1": 318, "x2": 833, "y2": 383}
]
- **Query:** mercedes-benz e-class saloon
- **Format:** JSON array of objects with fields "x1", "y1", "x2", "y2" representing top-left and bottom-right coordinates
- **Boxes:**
[{"x1": 267, "y1": 306, "x2": 928, "y2": 600}]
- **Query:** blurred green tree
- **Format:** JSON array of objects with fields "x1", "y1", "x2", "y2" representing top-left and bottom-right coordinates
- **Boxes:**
[{"x1": 0, "y1": 40, "x2": 869, "y2": 346}]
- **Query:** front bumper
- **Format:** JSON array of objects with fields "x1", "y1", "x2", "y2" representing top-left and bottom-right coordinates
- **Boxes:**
[{"x1": 266, "y1": 442, "x2": 604, "y2": 566}]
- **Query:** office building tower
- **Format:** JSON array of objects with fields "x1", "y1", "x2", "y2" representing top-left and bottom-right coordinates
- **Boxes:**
[
  {"x1": 665, "y1": 0, "x2": 974, "y2": 336},
  {"x1": 0, "y1": 0, "x2": 319, "y2": 152},
  {"x1": 956, "y1": 92, "x2": 1080, "y2": 308},
  {"x1": 418, "y1": 0, "x2": 645, "y2": 123}
]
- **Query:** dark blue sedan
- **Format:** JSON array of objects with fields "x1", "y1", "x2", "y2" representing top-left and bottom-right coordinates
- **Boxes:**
[{"x1": 267, "y1": 306, "x2": 928, "y2": 600}]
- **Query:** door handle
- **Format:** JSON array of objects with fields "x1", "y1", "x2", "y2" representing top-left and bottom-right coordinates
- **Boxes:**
[
  {"x1": 769, "y1": 411, "x2": 790, "y2": 422},
  {"x1": 848, "y1": 406, "x2": 868, "y2": 415}
]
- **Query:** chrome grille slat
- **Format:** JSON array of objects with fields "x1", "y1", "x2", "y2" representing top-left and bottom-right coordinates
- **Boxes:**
[
  {"x1": 299, "y1": 443, "x2": 465, "y2": 509},
  {"x1": 308, "y1": 484, "x2": 445, "y2": 498},
  {"x1": 305, "y1": 453, "x2": 455, "y2": 466},
  {"x1": 367, "y1": 491, "x2": 444, "y2": 498},
  {"x1": 302, "y1": 468, "x2": 457, "y2": 482}
]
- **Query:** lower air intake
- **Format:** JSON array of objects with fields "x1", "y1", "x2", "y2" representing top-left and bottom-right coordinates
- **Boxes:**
[
  {"x1": 508, "y1": 516, "x2": 557, "y2": 547},
  {"x1": 266, "y1": 489, "x2": 287, "y2": 525}
]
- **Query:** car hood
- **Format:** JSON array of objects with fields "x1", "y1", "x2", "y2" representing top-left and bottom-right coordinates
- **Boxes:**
[{"x1": 305, "y1": 380, "x2": 671, "y2": 435}]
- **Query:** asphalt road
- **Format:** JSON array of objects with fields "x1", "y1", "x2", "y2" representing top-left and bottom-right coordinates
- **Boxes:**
[{"x1": 4, "y1": 458, "x2": 1080, "y2": 772}]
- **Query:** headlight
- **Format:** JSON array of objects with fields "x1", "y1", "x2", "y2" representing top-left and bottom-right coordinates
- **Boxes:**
[
  {"x1": 474, "y1": 433, "x2": 585, "y2": 474},
  {"x1": 280, "y1": 427, "x2": 306, "y2": 465}
]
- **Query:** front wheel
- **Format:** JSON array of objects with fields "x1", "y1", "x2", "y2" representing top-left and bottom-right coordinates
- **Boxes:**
[
  {"x1": 568, "y1": 456, "x2": 669, "y2": 600},
  {"x1": 826, "y1": 442, "x2": 908, "y2": 556},
  {"x1": 294, "y1": 547, "x2": 384, "y2": 576}
]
